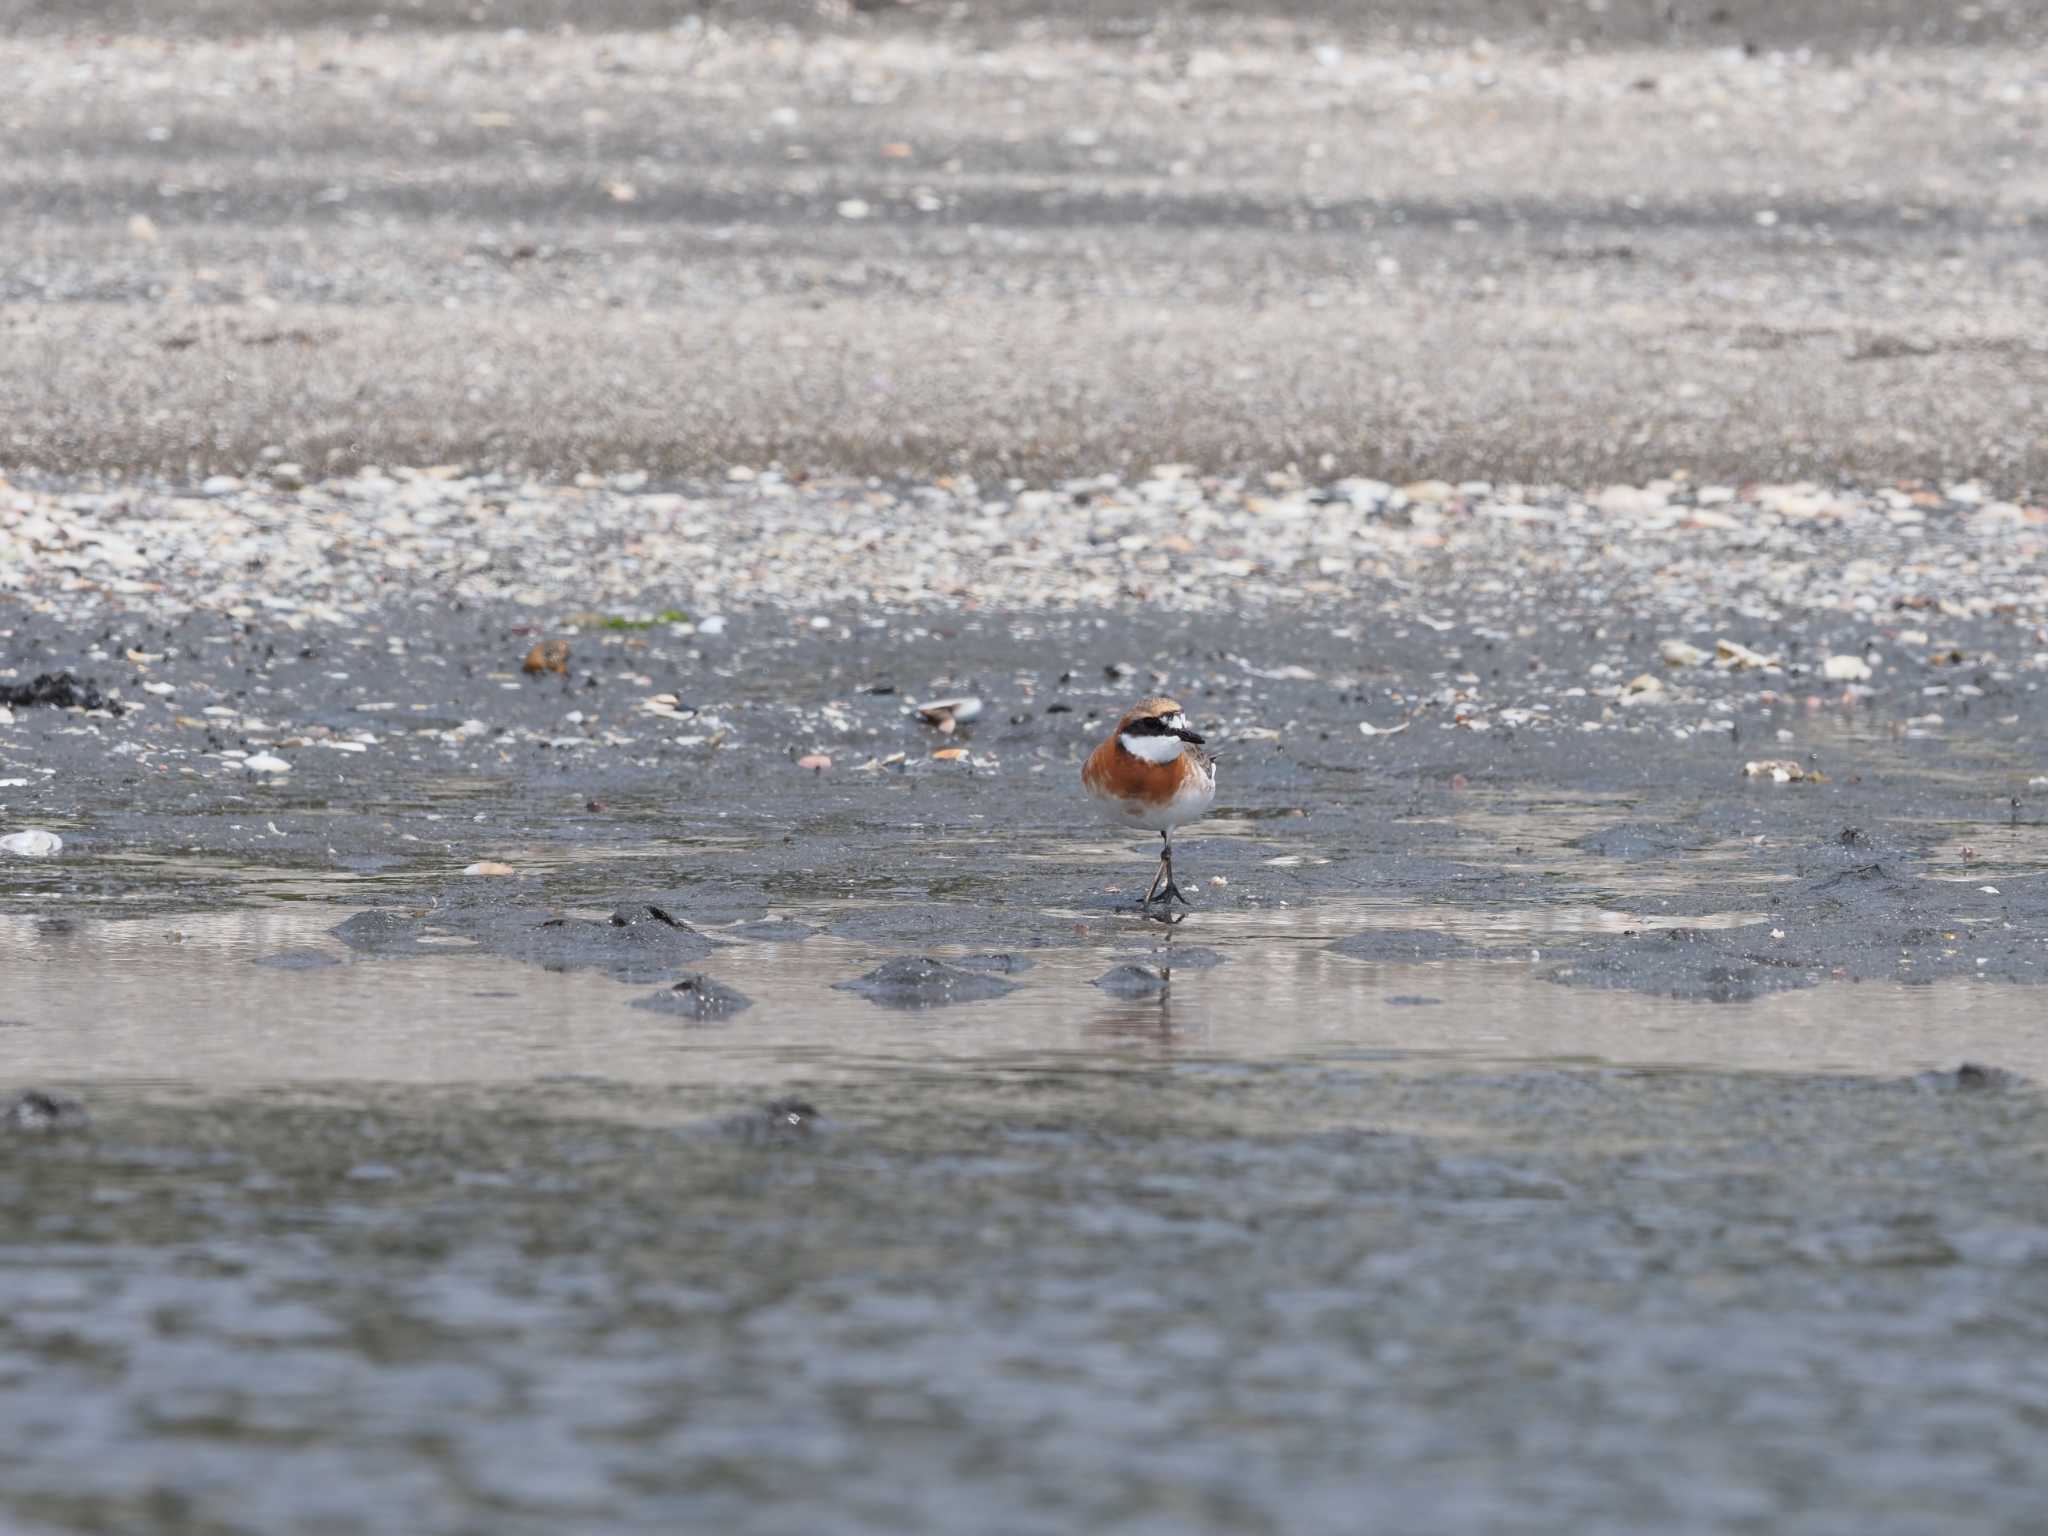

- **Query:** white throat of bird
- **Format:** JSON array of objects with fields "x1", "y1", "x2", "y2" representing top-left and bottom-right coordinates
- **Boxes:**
[{"x1": 1120, "y1": 731, "x2": 1185, "y2": 764}]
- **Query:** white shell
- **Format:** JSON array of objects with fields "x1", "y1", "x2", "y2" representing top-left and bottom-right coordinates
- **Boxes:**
[
  {"x1": 916, "y1": 695, "x2": 983, "y2": 724},
  {"x1": 0, "y1": 829, "x2": 62, "y2": 857}
]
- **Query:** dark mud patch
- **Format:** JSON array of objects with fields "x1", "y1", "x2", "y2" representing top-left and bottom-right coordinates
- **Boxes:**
[
  {"x1": 1545, "y1": 924, "x2": 1823, "y2": 1004},
  {"x1": 631, "y1": 973, "x2": 753, "y2": 1019},
  {"x1": 826, "y1": 903, "x2": 1077, "y2": 948},
  {"x1": 1330, "y1": 929, "x2": 1488, "y2": 963},
  {"x1": 336, "y1": 901, "x2": 720, "y2": 982},
  {"x1": 1095, "y1": 963, "x2": 1169, "y2": 997},
  {"x1": 461, "y1": 904, "x2": 721, "y2": 983},
  {"x1": 1548, "y1": 839, "x2": 2048, "y2": 1001},
  {"x1": 1388, "y1": 995, "x2": 1445, "y2": 1006},
  {"x1": 1574, "y1": 821, "x2": 1706, "y2": 859},
  {"x1": 252, "y1": 948, "x2": 342, "y2": 970},
  {"x1": 833, "y1": 957, "x2": 1018, "y2": 1010},
  {"x1": 1914, "y1": 1063, "x2": 2029, "y2": 1093},
  {"x1": 332, "y1": 908, "x2": 436, "y2": 956},
  {"x1": 5, "y1": 1089, "x2": 89, "y2": 1133}
]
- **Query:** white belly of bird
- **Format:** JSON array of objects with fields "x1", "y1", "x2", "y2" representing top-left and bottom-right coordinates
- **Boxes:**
[{"x1": 1093, "y1": 759, "x2": 1216, "y2": 833}]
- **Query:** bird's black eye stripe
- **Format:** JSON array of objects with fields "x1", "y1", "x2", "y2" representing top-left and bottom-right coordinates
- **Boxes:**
[{"x1": 1130, "y1": 716, "x2": 1172, "y2": 735}]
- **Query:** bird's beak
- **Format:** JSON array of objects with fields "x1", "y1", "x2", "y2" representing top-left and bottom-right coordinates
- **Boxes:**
[{"x1": 1173, "y1": 726, "x2": 1205, "y2": 744}]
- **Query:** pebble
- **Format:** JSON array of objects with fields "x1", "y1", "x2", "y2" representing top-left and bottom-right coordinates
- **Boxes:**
[
  {"x1": 242, "y1": 753, "x2": 292, "y2": 773},
  {"x1": 463, "y1": 860, "x2": 516, "y2": 876},
  {"x1": 0, "y1": 829, "x2": 62, "y2": 857}
]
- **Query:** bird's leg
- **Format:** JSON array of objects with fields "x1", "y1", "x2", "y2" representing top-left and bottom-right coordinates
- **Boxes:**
[{"x1": 1144, "y1": 829, "x2": 1192, "y2": 908}]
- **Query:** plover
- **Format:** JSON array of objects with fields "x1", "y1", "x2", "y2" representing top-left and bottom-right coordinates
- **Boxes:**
[{"x1": 1081, "y1": 695, "x2": 1216, "y2": 910}]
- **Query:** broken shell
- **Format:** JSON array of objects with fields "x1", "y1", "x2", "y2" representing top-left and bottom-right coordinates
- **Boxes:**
[
  {"x1": 1822, "y1": 654, "x2": 1873, "y2": 681},
  {"x1": 1715, "y1": 638, "x2": 1780, "y2": 670},
  {"x1": 0, "y1": 829, "x2": 62, "y2": 857},
  {"x1": 1358, "y1": 719, "x2": 1411, "y2": 737},
  {"x1": 1659, "y1": 639, "x2": 1710, "y2": 667},
  {"x1": 932, "y1": 747, "x2": 970, "y2": 761},
  {"x1": 1742, "y1": 759, "x2": 1811, "y2": 783},
  {"x1": 915, "y1": 696, "x2": 983, "y2": 733},
  {"x1": 463, "y1": 860, "x2": 516, "y2": 876}
]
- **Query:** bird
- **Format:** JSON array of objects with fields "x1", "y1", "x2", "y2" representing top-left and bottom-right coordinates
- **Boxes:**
[{"x1": 1081, "y1": 695, "x2": 1216, "y2": 911}]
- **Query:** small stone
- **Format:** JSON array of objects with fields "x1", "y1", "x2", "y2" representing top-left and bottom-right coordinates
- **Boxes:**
[
  {"x1": 243, "y1": 753, "x2": 292, "y2": 773},
  {"x1": 1659, "y1": 639, "x2": 1710, "y2": 667},
  {"x1": 464, "y1": 860, "x2": 516, "y2": 876},
  {"x1": 836, "y1": 198, "x2": 871, "y2": 220},
  {"x1": 0, "y1": 830, "x2": 62, "y2": 857},
  {"x1": 797, "y1": 754, "x2": 832, "y2": 771}
]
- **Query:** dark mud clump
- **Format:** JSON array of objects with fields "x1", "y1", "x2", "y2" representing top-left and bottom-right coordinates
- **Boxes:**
[
  {"x1": 252, "y1": 948, "x2": 343, "y2": 970},
  {"x1": 833, "y1": 957, "x2": 1018, "y2": 1010},
  {"x1": 5, "y1": 1089, "x2": 89, "y2": 1134},
  {"x1": 1549, "y1": 837, "x2": 2048, "y2": 1002},
  {"x1": 1545, "y1": 925, "x2": 1822, "y2": 1004},
  {"x1": 1095, "y1": 964, "x2": 1169, "y2": 997},
  {"x1": 332, "y1": 909, "x2": 435, "y2": 956},
  {"x1": 1574, "y1": 821, "x2": 1703, "y2": 859},
  {"x1": 631, "y1": 973, "x2": 752, "y2": 1019},
  {"x1": 1914, "y1": 1063, "x2": 2028, "y2": 1093},
  {"x1": 338, "y1": 903, "x2": 719, "y2": 982},
  {"x1": 1330, "y1": 929, "x2": 1484, "y2": 963},
  {"x1": 469, "y1": 905, "x2": 719, "y2": 983},
  {"x1": 0, "y1": 671, "x2": 122, "y2": 714}
]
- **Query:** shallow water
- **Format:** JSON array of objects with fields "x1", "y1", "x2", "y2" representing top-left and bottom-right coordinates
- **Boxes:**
[
  {"x1": 10, "y1": 850, "x2": 2048, "y2": 1533},
  {"x1": 4, "y1": 892, "x2": 2037, "y2": 1086}
]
